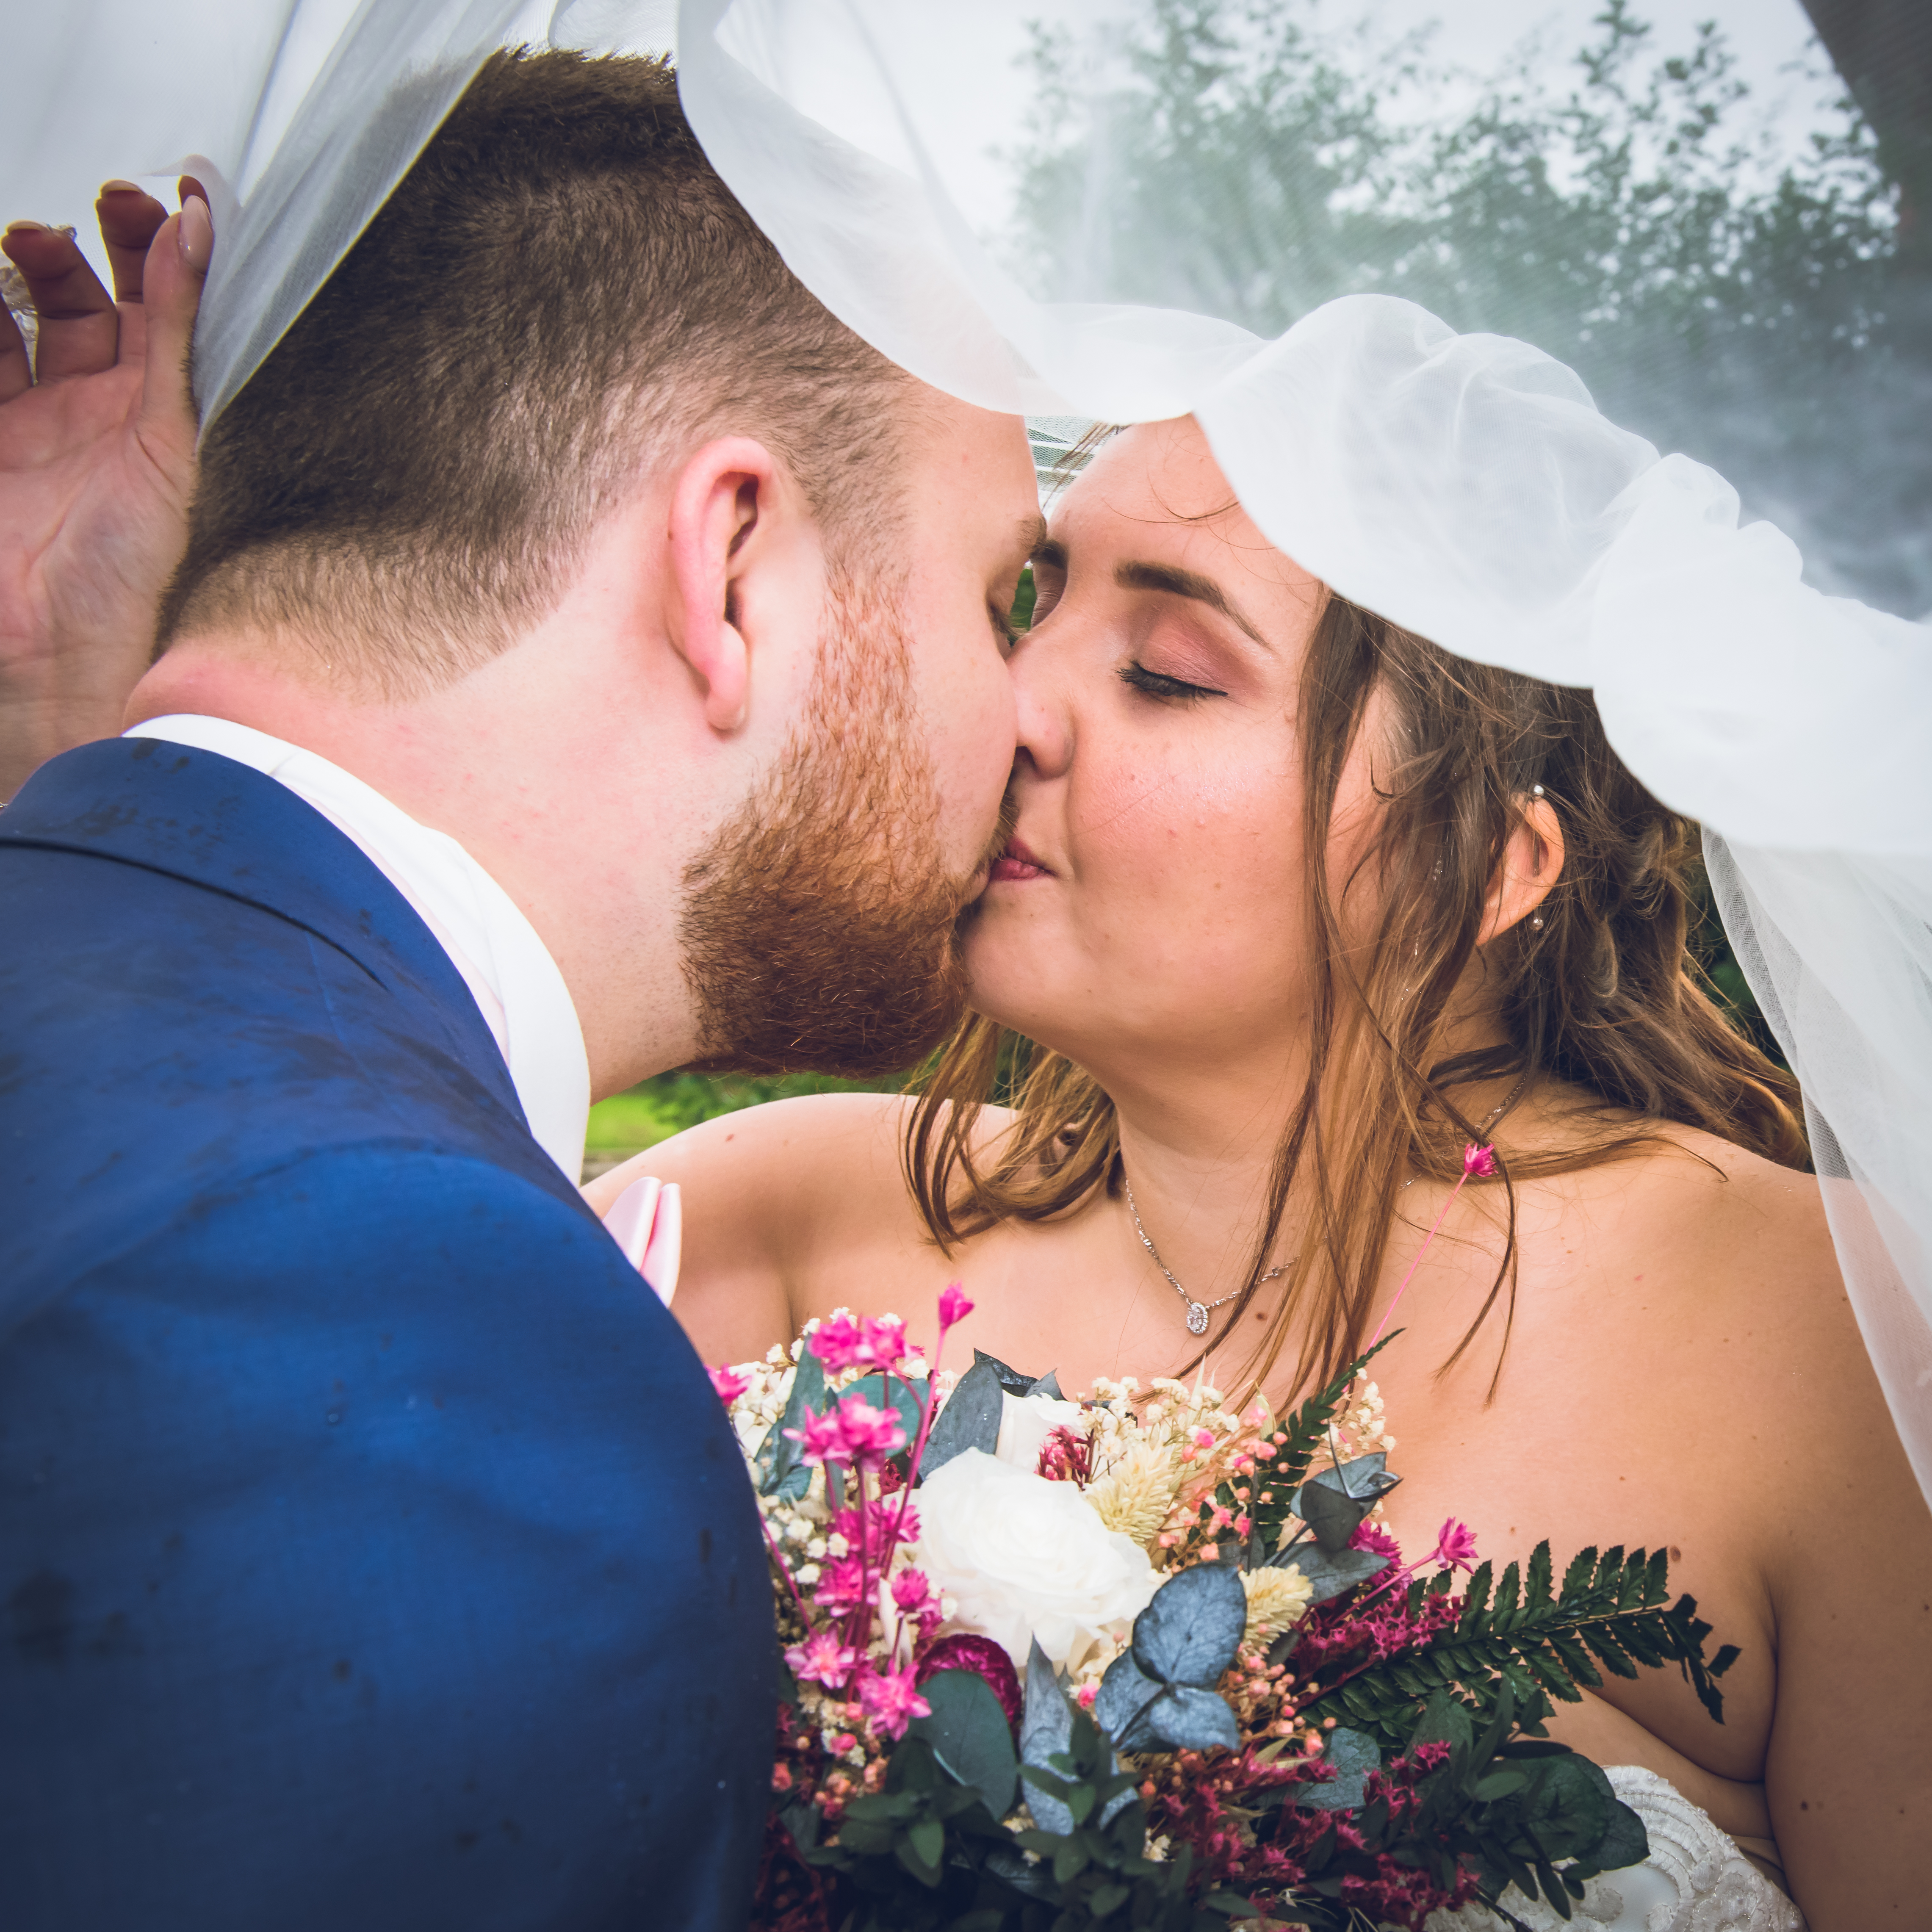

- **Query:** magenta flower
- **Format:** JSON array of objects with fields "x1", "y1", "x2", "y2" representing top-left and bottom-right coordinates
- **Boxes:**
[
  {"x1": 890, "y1": 1567, "x2": 936, "y2": 1616},
  {"x1": 785, "y1": 1628, "x2": 860, "y2": 1690},
  {"x1": 808, "y1": 1314, "x2": 871, "y2": 1372},
  {"x1": 808, "y1": 1312, "x2": 911, "y2": 1375},
  {"x1": 707, "y1": 1364, "x2": 749, "y2": 1404},
  {"x1": 855, "y1": 1661, "x2": 931, "y2": 1741},
  {"x1": 937, "y1": 1282, "x2": 974, "y2": 1331},
  {"x1": 784, "y1": 1394, "x2": 908, "y2": 1470},
  {"x1": 1350, "y1": 1520, "x2": 1402, "y2": 1561},
  {"x1": 812, "y1": 1558, "x2": 868, "y2": 1616},
  {"x1": 1432, "y1": 1519, "x2": 1481, "y2": 1573},
  {"x1": 1462, "y1": 1142, "x2": 1498, "y2": 1179}
]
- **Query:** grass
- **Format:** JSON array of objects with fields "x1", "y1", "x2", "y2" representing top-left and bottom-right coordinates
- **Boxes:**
[{"x1": 585, "y1": 1070, "x2": 899, "y2": 1152}]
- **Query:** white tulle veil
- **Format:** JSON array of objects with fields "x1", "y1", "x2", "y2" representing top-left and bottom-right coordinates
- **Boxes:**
[{"x1": 9, "y1": 0, "x2": 1930, "y2": 1503}]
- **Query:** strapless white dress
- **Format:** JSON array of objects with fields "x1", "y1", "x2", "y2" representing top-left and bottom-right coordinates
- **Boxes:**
[{"x1": 1427, "y1": 1766, "x2": 1805, "y2": 1931}]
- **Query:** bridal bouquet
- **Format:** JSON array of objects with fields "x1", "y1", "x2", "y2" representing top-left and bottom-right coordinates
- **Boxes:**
[{"x1": 723, "y1": 1279, "x2": 1737, "y2": 1931}]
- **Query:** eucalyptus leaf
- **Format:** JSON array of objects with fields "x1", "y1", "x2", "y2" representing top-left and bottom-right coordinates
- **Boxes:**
[
  {"x1": 971, "y1": 1348, "x2": 1036, "y2": 1396},
  {"x1": 760, "y1": 1347, "x2": 826, "y2": 1497},
  {"x1": 1144, "y1": 1682, "x2": 1241, "y2": 1753},
  {"x1": 1587, "y1": 1799, "x2": 1652, "y2": 1874},
  {"x1": 1028, "y1": 1369, "x2": 1064, "y2": 1401},
  {"x1": 1293, "y1": 1726, "x2": 1379, "y2": 1810},
  {"x1": 1093, "y1": 1647, "x2": 1166, "y2": 1753},
  {"x1": 1274, "y1": 1543, "x2": 1390, "y2": 1603},
  {"x1": 1130, "y1": 1560, "x2": 1248, "y2": 1688},
  {"x1": 780, "y1": 1798, "x2": 821, "y2": 1852},
  {"x1": 982, "y1": 1843, "x2": 1056, "y2": 1900},
  {"x1": 1018, "y1": 1639, "x2": 1075, "y2": 1834},
  {"x1": 908, "y1": 1670, "x2": 1019, "y2": 1820},
  {"x1": 1292, "y1": 1453, "x2": 1401, "y2": 1554},
  {"x1": 844, "y1": 1372, "x2": 927, "y2": 1453},
  {"x1": 1520, "y1": 1752, "x2": 1614, "y2": 1863},
  {"x1": 921, "y1": 1357, "x2": 1005, "y2": 1476}
]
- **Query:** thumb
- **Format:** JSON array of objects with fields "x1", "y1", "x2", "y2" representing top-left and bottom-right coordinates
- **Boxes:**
[{"x1": 135, "y1": 196, "x2": 211, "y2": 454}]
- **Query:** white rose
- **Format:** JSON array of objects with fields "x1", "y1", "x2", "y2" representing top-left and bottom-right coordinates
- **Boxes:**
[
  {"x1": 911, "y1": 1448, "x2": 1160, "y2": 1672},
  {"x1": 994, "y1": 1389, "x2": 1090, "y2": 1472}
]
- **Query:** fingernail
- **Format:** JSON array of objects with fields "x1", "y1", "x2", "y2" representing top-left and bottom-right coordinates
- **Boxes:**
[
  {"x1": 99, "y1": 179, "x2": 143, "y2": 195},
  {"x1": 179, "y1": 195, "x2": 213, "y2": 274},
  {"x1": 4, "y1": 220, "x2": 49, "y2": 234}
]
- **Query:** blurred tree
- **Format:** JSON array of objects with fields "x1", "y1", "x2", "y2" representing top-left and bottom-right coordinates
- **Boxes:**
[{"x1": 1014, "y1": 0, "x2": 1925, "y2": 619}]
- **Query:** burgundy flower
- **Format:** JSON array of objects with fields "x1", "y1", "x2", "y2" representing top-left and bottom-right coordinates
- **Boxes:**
[{"x1": 915, "y1": 1633, "x2": 1023, "y2": 1731}]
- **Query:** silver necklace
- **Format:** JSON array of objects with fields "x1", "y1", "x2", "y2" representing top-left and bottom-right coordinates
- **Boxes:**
[{"x1": 1124, "y1": 1176, "x2": 1285, "y2": 1336}]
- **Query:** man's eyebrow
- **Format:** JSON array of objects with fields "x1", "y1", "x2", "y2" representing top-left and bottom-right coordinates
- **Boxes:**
[{"x1": 1115, "y1": 560, "x2": 1270, "y2": 650}]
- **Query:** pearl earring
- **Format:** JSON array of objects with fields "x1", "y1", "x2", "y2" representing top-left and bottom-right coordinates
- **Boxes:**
[
  {"x1": 1531, "y1": 915, "x2": 1544, "y2": 930},
  {"x1": 1531, "y1": 784, "x2": 1545, "y2": 798}
]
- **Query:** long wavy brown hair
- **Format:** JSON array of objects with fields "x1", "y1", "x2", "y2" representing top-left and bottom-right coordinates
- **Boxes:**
[{"x1": 903, "y1": 588, "x2": 1806, "y2": 1403}]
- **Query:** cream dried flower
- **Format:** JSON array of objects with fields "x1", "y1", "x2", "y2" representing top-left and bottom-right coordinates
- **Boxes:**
[
  {"x1": 1084, "y1": 1440, "x2": 1184, "y2": 1547},
  {"x1": 1240, "y1": 1564, "x2": 1314, "y2": 1645}
]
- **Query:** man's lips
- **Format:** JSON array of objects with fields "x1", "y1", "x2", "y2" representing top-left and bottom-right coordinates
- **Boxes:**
[{"x1": 989, "y1": 836, "x2": 1051, "y2": 883}]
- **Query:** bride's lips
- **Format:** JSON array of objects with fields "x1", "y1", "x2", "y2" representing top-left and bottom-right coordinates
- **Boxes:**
[{"x1": 988, "y1": 836, "x2": 1051, "y2": 883}]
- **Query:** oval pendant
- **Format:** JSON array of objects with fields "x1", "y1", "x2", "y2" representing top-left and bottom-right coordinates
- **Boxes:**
[{"x1": 1186, "y1": 1301, "x2": 1209, "y2": 1335}]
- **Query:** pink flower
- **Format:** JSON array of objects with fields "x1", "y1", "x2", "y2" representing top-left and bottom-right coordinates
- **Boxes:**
[
  {"x1": 855, "y1": 1661, "x2": 931, "y2": 1741},
  {"x1": 891, "y1": 1568, "x2": 936, "y2": 1616},
  {"x1": 812, "y1": 1558, "x2": 868, "y2": 1616},
  {"x1": 785, "y1": 1628, "x2": 860, "y2": 1689},
  {"x1": 937, "y1": 1282, "x2": 974, "y2": 1331},
  {"x1": 1462, "y1": 1142, "x2": 1498, "y2": 1179},
  {"x1": 808, "y1": 1314, "x2": 871, "y2": 1373},
  {"x1": 1432, "y1": 1519, "x2": 1480, "y2": 1573},
  {"x1": 1350, "y1": 1520, "x2": 1402, "y2": 1561},
  {"x1": 809, "y1": 1313, "x2": 912, "y2": 1375},
  {"x1": 707, "y1": 1364, "x2": 749, "y2": 1403},
  {"x1": 784, "y1": 1395, "x2": 908, "y2": 1470}
]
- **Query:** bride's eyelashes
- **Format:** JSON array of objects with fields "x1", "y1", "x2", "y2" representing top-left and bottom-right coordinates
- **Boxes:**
[{"x1": 1118, "y1": 660, "x2": 1229, "y2": 702}]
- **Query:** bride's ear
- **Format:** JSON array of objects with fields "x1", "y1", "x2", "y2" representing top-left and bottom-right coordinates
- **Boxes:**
[
  {"x1": 1478, "y1": 794, "x2": 1565, "y2": 945},
  {"x1": 664, "y1": 437, "x2": 781, "y2": 733}
]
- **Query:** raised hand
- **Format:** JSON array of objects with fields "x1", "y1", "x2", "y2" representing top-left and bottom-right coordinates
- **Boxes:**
[{"x1": 0, "y1": 181, "x2": 210, "y2": 799}]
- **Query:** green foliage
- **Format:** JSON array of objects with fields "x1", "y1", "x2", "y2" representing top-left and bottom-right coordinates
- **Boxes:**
[
  {"x1": 1012, "y1": 0, "x2": 1928, "y2": 617},
  {"x1": 584, "y1": 1068, "x2": 893, "y2": 1153},
  {"x1": 1275, "y1": 1685, "x2": 1654, "y2": 1924},
  {"x1": 796, "y1": 1711, "x2": 1228, "y2": 1931},
  {"x1": 1096, "y1": 1562, "x2": 1248, "y2": 1752},
  {"x1": 1306, "y1": 1541, "x2": 1741, "y2": 1750},
  {"x1": 1240, "y1": 1332, "x2": 1398, "y2": 1570}
]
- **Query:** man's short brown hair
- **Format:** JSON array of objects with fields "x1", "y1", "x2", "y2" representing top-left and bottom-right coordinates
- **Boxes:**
[{"x1": 159, "y1": 48, "x2": 917, "y2": 689}]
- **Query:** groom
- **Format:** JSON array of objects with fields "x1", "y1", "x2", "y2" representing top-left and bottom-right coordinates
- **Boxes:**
[{"x1": 0, "y1": 49, "x2": 1038, "y2": 1932}]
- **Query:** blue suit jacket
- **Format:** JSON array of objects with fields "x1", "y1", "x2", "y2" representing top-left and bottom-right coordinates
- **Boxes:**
[{"x1": 0, "y1": 739, "x2": 773, "y2": 1931}]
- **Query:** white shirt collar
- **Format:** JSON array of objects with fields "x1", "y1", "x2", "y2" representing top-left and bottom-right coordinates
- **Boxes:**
[{"x1": 125, "y1": 716, "x2": 590, "y2": 1182}]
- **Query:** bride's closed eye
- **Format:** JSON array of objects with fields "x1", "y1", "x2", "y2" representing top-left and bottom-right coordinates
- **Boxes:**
[{"x1": 1119, "y1": 661, "x2": 1229, "y2": 702}]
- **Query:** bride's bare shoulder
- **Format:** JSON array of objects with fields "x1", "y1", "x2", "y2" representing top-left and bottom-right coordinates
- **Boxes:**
[
  {"x1": 634, "y1": 1091, "x2": 1016, "y2": 1262},
  {"x1": 1548, "y1": 1121, "x2": 1851, "y2": 1372}
]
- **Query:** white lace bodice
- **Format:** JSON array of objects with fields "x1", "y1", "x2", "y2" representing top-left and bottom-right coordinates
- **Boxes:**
[{"x1": 1425, "y1": 1766, "x2": 1805, "y2": 1932}]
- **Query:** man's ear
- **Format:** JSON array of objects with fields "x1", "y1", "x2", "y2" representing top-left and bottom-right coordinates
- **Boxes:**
[
  {"x1": 1478, "y1": 794, "x2": 1564, "y2": 945},
  {"x1": 665, "y1": 437, "x2": 781, "y2": 733}
]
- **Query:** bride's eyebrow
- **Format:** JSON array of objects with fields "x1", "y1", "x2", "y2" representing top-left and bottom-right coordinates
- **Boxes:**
[{"x1": 1115, "y1": 559, "x2": 1271, "y2": 652}]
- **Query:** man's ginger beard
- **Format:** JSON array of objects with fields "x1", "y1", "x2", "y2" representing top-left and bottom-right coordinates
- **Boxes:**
[{"x1": 678, "y1": 571, "x2": 1000, "y2": 1078}]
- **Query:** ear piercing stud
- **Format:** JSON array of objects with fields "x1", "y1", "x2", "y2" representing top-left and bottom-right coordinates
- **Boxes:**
[
  {"x1": 1531, "y1": 915, "x2": 1544, "y2": 929},
  {"x1": 1531, "y1": 784, "x2": 1545, "y2": 798}
]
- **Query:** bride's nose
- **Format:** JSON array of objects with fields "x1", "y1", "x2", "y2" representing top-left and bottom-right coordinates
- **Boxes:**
[{"x1": 1007, "y1": 631, "x2": 1074, "y2": 782}]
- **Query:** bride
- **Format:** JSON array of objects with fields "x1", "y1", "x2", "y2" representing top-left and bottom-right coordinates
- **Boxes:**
[{"x1": 593, "y1": 413, "x2": 1932, "y2": 1926}]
